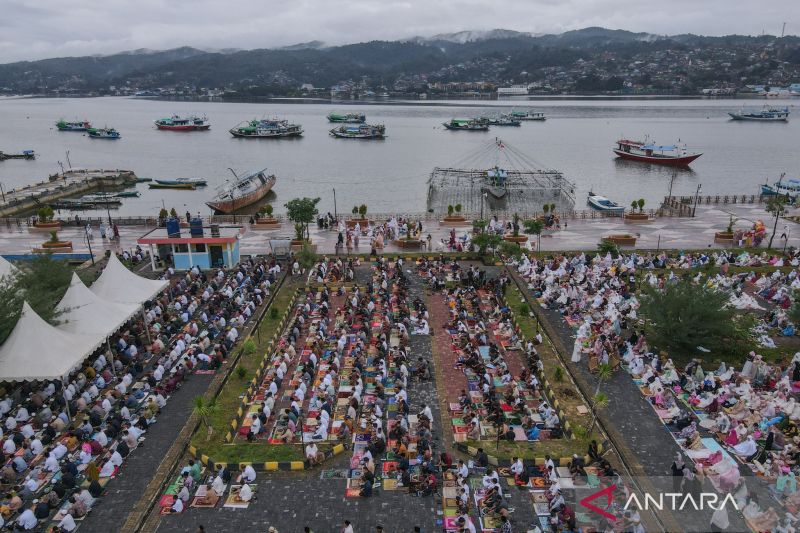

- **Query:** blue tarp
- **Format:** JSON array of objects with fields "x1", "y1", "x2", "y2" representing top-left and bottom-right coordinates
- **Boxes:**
[{"x1": 641, "y1": 144, "x2": 677, "y2": 151}]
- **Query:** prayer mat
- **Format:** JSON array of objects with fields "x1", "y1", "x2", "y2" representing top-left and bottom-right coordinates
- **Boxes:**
[
  {"x1": 382, "y1": 479, "x2": 398, "y2": 490},
  {"x1": 531, "y1": 491, "x2": 548, "y2": 503},
  {"x1": 345, "y1": 487, "x2": 361, "y2": 497},
  {"x1": 223, "y1": 485, "x2": 256, "y2": 509},
  {"x1": 320, "y1": 469, "x2": 348, "y2": 480},
  {"x1": 534, "y1": 502, "x2": 551, "y2": 515}
]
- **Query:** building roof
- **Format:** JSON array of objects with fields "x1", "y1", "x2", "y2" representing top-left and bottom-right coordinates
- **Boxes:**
[{"x1": 137, "y1": 226, "x2": 243, "y2": 245}]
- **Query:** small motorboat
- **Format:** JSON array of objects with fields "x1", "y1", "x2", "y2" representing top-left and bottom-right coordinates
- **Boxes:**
[
  {"x1": 148, "y1": 182, "x2": 196, "y2": 190},
  {"x1": 114, "y1": 190, "x2": 141, "y2": 198},
  {"x1": 442, "y1": 119, "x2": 489, "y2": 131},
  {"x1": 587, "y1": 192, "x2": 625, "y2": 214},
  {"x1": 154, "y1": 178, "x2": 208, "y2": 187},
  {"x1": 87, "y1": 127, "x2": 121, "y2": 139}
]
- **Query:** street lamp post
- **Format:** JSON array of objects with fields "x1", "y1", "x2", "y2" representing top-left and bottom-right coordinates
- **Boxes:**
[
  {"x1": 480, "y1": 192, "x2": 488, "y2": 221},
  {"x1": 333, "y1": 188, "x2": 337, "y2": 223},
  {"x1": 85, "y1": 226, "x2": 95, "y2": 265},
  {"x1": 691, "y1": 184, "x2": 702, "y2": 218}
]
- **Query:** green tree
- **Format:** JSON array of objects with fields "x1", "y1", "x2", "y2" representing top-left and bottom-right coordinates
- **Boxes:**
[
  {"x1": 639, "y1": 279, "x2": 737, "y2": 359},
  {"x1": 588, "y1": 363, "x2": 612, "y2": 434},
  {"x1": 358, "y1": 204, "x2": 368, "y2": 218},
  {"x1": 258, "y1": 204, "x2": 274, "y2": 218},
  {"x1": 766, "y1": 196, "x2": 788, "y2": 249},
  {"x1": 455, "y1": 203, "x2": 463, "y2": 214},
  {"x1": 296, "y1": 243, "x2": 318, "y2": 269},
  {"x1": 596, "y1": 240, "x2": 619, "y2": 258},
  {"x1": 498, "y1": 240, "x2": 523, "y2": 259},
  {"x1": 637, "y1": 198, "x2": 645, "y2": 212},
  {"x1": 447, "y1": 205, "x2": 454, "y2": 216},
  {"x1": 472, "y1": 232, "x2": 502, "y2": 254},
  {"x1": 0, "y1": 255, "x2": 71, "y2": 344},
  {"x1": 37, "y1": 206, "x2": 54, "y2": 222},
  {"x1": 524, "y1": 219, "x2": 544, "y2": 251},
  {"x1": 192, "y1": 396, "x2": 220, "y2": 441},
  {"x1": 284, "y1": 197, "x2": 320, "y2": 241}
]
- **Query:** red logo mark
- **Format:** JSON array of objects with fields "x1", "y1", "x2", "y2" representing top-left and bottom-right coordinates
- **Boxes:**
[{"x1": 579, "y1": 483, "x2": 617, "y2": 521}]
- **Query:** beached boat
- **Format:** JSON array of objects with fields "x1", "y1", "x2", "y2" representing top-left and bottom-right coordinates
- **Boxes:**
[
  {"x1": 510, "y1": 110, "x2": 546, "y2": 121},
  {"x1": 442, "y1": 119, "x2": 489, "y2": 131},
  {"x1": 587, "y1": 192, "x2": 625, "y2": 214},
  {"x1": 154, "y1": 178, "x2": 208, "y2": 187},
  {"x1": 206, "y1": 169, "x2": 276, "y2": 214},
  {"x1": 728, "y1": 107, "x2": 790, "y2": 122},
  {"x1": 229, "y1": 119, "x2": 303, "y2": 138},
  {"x1": 329, "y1": 124, "x2": 386, "y2": 139},
  {"x1": 613, "y1": 138, "x2": 701, "y2": 166},
  {"x1": 327, "y1": 112, "x2": 366, "y2": 123},
  {"x1": 761, "y1": 174, "x2": 800, "y2": 198},
  {"x1": 0, "y1": 150, "x2": 35, "y2": 161},
  {"x1": 56, "y1": 119, "x2": 92, "y2": 131},
  {"x1": 87, "y1": 128, "x2": 121, "y2": 139},
  {"x1": 148, "y1": 182, "x2": 196, "y2": 190},
  {"x1": 154, "y1": 115, "x2": 210, "y2": 131}
]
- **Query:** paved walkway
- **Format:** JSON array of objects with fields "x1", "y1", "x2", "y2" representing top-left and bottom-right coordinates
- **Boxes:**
[
  {"x1": 2, "y1": 203, "x2": 799, "y2": 260},
  {"x1": 79, "y1": 373, "x2": 214, "y2": 532}
]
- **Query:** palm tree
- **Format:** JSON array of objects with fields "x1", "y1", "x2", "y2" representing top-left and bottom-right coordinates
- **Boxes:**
[
  {"x1": 193, "y1": 396, "x2": 220, "y2": 441},
  {"x1": 587, "y1": 362, "x2": 612, "y2": 434}
]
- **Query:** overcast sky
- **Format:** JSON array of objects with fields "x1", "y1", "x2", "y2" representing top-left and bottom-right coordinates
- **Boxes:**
[{"x1": 1, "y1": 0, "x2": 798, "y2": 63}]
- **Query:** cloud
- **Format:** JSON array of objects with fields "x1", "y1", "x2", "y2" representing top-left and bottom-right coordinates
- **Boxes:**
[{"x1": 1, "y1": 0, "x2": 798, "y2": 62}]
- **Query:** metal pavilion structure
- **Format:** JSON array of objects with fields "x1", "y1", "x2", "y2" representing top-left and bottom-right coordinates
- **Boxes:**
[{"x1": 426, "y1": 138, "x2": 576, "y2": 216}]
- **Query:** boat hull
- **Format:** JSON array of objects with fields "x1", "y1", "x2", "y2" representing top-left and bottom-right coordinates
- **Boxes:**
[
  {"x1": 613, "y1": 149, "x2": 701, "y2": 166},
  {"x1": 230, "y1": 129, "x2": 303, "y2": 138},
  {"x1": 443, "y1": 124, "x2": 489, "y2": 131},
  {"x1": 728, "y1": 114, "x2": 788, "y2": 122},
  {"x1": 148, "y1": 183, "x2": 196, "y2": 190},
  {"x1": 206, "y1": 176, "x2": 275, "y2": 214},
  {"x1": 156, "y1": 124, "x2": 211, "y2": 131}
]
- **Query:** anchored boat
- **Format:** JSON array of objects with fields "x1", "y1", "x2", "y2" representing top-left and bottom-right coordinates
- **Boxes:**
[
  {"x1": 148, "y1": 182, "x2": 196, "y2": 190},
  {"x1": 483, "y1": 115, "x2": 521, "y2": 126},
  {"x1": 154, "y1": 115, "x2": 210, "y2": 131},
  {"x1": 87, "y1": 128, "x2": 121, "y2": 139},
  {"x1": 613, "y1": 138, "x2": 701, "y2": 166},
  {"x1": 729, "y1": 106, "x2": 790, "y2": 122},
  {"x1": 206, "y1": 169, "x2": 276, "y2": 214},
  {"x1": 329, "y1": 124, "x2": 385, "y2": 139},
  {"x1": 327, "y1": 112, "x2": 366, "y2": 123},
  {"x1": 229, "y1": 119, "x2": 303, "y2": 138},
  {"x1": 762, "y1": 173, "x2": 800, "y2": 198},
  {"x1": 510, "y1": 110, "x2": 546, "y2": 121},
  {"x1": 587, "y1": 192, "x2": 625, "y2": 214},
  {"x1": 56, "y1": 119, "x2": 91, "y2": 131},
  {"x1": 154, "y1": 178, "x2": 207, "y2": 187},
  {"x1": 442, "y1": 119, "x2": 489, "y2": 131}
]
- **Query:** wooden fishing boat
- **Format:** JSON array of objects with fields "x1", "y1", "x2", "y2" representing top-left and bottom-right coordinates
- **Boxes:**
[
  {"x1": 154, "y1": 178, "x2": 207, "y2": 186},
  {"x1": 148, "y1": 182, "x2": 196, "y2": 190},
  {"x1": 206, "y1": 169, "x2": 276, "y2": 214}
]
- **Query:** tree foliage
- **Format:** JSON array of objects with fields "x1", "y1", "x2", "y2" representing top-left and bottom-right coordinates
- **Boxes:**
[
  {"x1": 497, "y1": 240, "x2": 524, "y2": 259},
  {"x1": 639, "y1": 279, "x2": 738, "y2": 359},
  {"x1": 0, "y1": 255, "x2": 71, "y2": 344},
  {"x1": 284, "y1": 197, "x2": 320, "y2": 240},
  {"x1": 472, "y1": 232, "x2": 502, "y2": 254}
]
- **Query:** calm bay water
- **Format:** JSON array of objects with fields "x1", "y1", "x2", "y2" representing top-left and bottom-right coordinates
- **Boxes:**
[{"x1": 0, "y1": 96, "x2": 796, "y2": 217}]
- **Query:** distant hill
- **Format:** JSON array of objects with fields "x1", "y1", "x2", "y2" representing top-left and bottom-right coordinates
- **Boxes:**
[{"x1": 0, "y1": 28, "x2": 798, "y2": 95}]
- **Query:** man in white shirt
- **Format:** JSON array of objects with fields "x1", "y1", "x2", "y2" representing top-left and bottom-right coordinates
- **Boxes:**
[
  {"x1": 16, "y1": 509, "x2": 37, "y2": 530},
  {"x1": 241, "y1": 464, "x2": 257, "y2": 483},
  {"x1": 305, "y1": 442, "x2": 323, "y2": 465}
]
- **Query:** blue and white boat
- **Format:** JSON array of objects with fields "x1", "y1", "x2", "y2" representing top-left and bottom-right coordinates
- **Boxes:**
[
  {"x1": 587, "y1": 192, "x2": 625, "y2": 214},
  {"x1": 762, "y1": 174, "x2": 800, "y2": 198}
]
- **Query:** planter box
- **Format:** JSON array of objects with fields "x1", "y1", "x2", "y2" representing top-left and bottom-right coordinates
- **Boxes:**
[
  {"x1": 30, "y1": 221, "x2": 62, "y2": 232},
  {"x1": 714, "y1": 232, "x2": 735, "y2": 245},
  {"x1": 345, "y1": 219, "x2": 370, "y2": 229},
  {"x1": 624, "y1": 213, "x2": 651, "y2": 223},
  {"x1": 33, "y1": 246, "x2": 72, "y2": 254},
  {"x1": 503, "y1": 235, "x2": 528, "y2": 243},
  {"x1": 41, "y1": 240, "x2": 72, "y2": 249},
  {"x1": 252, "y1": 218, "x2": 281, "y2": 230},
  {"x1": 441, "y1": 215, "x2": 469, "y2": 227},
  {"x1": 603, "y1": 235, "x2": 636, "y2": 246},
  {"x1": 395, "y1": 239, "x2": 423, "y2": 249}
]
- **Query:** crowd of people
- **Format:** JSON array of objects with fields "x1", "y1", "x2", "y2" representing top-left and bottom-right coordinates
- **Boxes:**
[
  {"x1": 513, "y1": 248, "x2": 800, "y2": 531},
  {"x1": 0, "y1": 254, "x2": 279, "y2": 530}
]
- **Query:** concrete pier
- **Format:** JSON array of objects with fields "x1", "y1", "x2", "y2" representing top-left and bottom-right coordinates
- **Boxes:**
[{"x1": 0, "y1": 169, "x2": 138, "y2": 217}]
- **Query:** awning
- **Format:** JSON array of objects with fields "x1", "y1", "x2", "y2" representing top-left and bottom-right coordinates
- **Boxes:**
[
  {"x1": 90, "y1": 254, "x2": 168, "y2": 306},
  {"x1": 0, "y1": 302, "x2": 96, "y2": 381},
  {"x1": 0, "y1": 256, "x2": 18, "y2": 280},
  {"x1": 56, "y1": 273, "x2": 139, "y2": 341}
]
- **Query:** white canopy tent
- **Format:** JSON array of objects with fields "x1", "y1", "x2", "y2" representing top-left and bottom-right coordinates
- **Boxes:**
[
  {"x1": 0, "y1": 302, "x2": 96, "y2": 381},
  {"x1": 90, "y1": 253, "x2": 168, "y2": 306},
  {"x1": 0, "y1": 256, "x2": 18, "y2": 280},
  {"x1": 56, "y1": 273, "x2": 139, "y2": 339}
]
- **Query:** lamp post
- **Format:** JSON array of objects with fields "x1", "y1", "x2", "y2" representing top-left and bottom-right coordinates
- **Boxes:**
[
  {"x1": 333, "y1": 188, "x2": 337, "y2": 223},
  {"x1": 85, "y1": 225, "x2": 95, "y2": 265},
  {"x1": 691, "y1": 184, "x2": 702, "y2": 218},
  {"x1": 480, "y1": 192, "x2": 488, "y2": 221}
]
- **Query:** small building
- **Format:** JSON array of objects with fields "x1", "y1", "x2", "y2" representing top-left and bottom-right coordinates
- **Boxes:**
[{"x1": 137, "y1": 224, "x2": 243, "y2": 270}]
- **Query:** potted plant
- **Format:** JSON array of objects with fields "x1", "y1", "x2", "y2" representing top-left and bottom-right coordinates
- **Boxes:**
[
  {"x1": 524, "y1": 219, "x2": 544, "y2": 251},
  {"x1": 443, "y1": 203, "x2": 468, "y2": 225},
  {"x1": 347, "y1": 204, "x2": 369, "y2": 229},
  {"x1": 504, "y1": 213, "x2": 528, "y2": 243},
  {"x1": 40, "y1": 230, "x2": 72, "y2": 250},
  {"x1": 253, "y1": 204, "x2": 280, "y2": 229},
  {"x1": 32, "y1": 206, "x2": 60, "y2": 231},
  {"x1": 285, "y1": 197, "x2": 320, "y2": 248},
  {"x1": 602, "y1": 234, "x2": 636, "y2": 247},
  {"x1": 714, "y1": 215, "x2": 737, "y2": 244},
  {"x1": 624, "y1": 198, "x2": 649, "y2": 222}
]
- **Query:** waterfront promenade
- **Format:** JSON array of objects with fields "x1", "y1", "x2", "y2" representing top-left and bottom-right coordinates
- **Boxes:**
[{"x1": 1, "y1": 202, "x2": 798, "y2": 260}]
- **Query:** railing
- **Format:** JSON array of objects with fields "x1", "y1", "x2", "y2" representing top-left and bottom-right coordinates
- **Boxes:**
[{"x1": 661, "y1": 194, "x2": 771, "y2": 216}]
